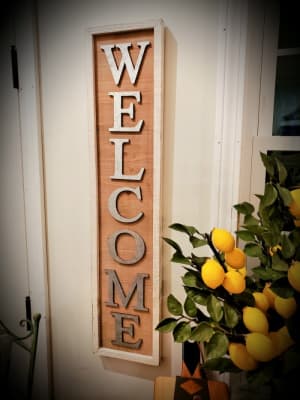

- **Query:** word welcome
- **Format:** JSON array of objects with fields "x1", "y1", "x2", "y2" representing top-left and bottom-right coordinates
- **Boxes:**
[{"x1": 101, "y1": 39, "x2": 152, "y2": 350}]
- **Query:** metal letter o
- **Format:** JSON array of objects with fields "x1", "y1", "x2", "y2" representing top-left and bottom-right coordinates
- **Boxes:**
[{"x1": 107, "y1": 229, "x2": 146, "y2": 265}]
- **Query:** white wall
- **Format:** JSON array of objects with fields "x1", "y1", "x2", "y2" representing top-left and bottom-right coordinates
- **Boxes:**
[{"x1": 37, "y1": 0, "x2": 225, "y2": 399}]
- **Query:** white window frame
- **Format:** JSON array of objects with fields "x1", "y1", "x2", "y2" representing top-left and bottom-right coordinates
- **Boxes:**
[{"x1": 240, "y1": 0, "x2": 300, "y2": 206}]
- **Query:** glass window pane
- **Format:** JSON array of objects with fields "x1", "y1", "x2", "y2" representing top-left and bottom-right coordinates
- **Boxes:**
[
  {"x1": 278, "y1": 0, "x2": 300, "y2": 49},
  {"x1": 272, "y1": 55, "x2": 300, "y2": 136}
]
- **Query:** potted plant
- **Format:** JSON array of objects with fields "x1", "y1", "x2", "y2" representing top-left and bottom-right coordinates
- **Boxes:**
[{"x1": 156, "y1": 152, "x2": 300, "y2": 398}]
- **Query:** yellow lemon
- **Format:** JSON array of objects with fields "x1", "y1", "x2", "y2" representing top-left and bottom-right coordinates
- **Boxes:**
[
  {"x1": 288, "y1": 261, "x2": 300, "y2": 292},
  {"x1": 277, "y1": 325, "x2": 295, "y2": 352},
  {"x1": 269, "y1": 329, "x2": 293, "y2": 357},
  {"x1": 227, "y1": 265, "x2": 247, "y2": 277},
  {"x1": 211, "y1": 228, "x2": 235, "y2": 253},
  {"x1": 222, "y1": 270, "x2": 246, "y2": 294},
  {"x1": 246, "y1": 332, "x2": 276, "y2": 362},
  {"x1": 253, "y1": 292, "x2": 269, "y2": 312},
  {"x1": 269, "y1": 245, "x2": 282, "y2": 256},
  {"x1": 269, "y1": 331, "x2": 283, "y2": 357},
  {"x1": 228, "y1": 342, "x2": 258, "y2": 371},
  {"x1": 201, "y1": 259, "x2": 225, "y2": 289},
  {"x1": 274, "y1": 295, "x2": 297, "y2": 319},
  {"x1": 243, "y1": 306, "x2": 269, "y2": 334},
  {"x1": 289, "y1": 188, "x2": 300, "y2": 218},
  {"x1": 225, "y1": 247, "x2": 246, "y2": 269},
  {"x1": 263, "y1": 282, "x2": 276, "y2": 308}
]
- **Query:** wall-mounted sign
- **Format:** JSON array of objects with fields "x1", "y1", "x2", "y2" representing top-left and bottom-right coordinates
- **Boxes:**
[{"x1": 89, "y1": 20, "x2": 163, "y2": 365}]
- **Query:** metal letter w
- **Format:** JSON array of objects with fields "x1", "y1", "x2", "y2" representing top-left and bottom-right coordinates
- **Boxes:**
[{"x1": 100, "y1": 41, "x2": 150, "y2": 85}]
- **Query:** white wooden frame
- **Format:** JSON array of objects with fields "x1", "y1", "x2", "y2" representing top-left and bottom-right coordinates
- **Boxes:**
[
  {"x1": 86, "y1": 19, "x2": 164, "y2": 365},
  {"x1": 14, "y1": 2, "x2": 51, "y2": 397},
  {"x1": 257, "y1": 1, "x2": 280, "y2": 138},
  {"x1": 210, "y1": 0, "x2": 248, "y2": 232}
]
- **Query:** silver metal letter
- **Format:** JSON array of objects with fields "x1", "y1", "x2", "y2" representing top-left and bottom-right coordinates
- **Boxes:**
[
  {"x1": 107, "y1": 229, "x2": 146, "y2": 265},
  {"x1": 109, "y1": 138, "x2": 145, "y2": 181},
  {"x1": 104, "y1": 269, "x2": 149, "y2": 311},
  {"x1": 100, "y1": 41, "x2": 150, "y2": 85},
  {"x1": 111, "y1": 312, "x2": 143, "y2": 349},
  {"x1": 108, "y1": 91, "x2": 144, "y2": 132},
  {"x1": 108, "y1": 186, "x2": 144, "y2": 223}
]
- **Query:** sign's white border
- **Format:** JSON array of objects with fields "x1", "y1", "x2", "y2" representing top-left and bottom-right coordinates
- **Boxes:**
[{"x1": 86, "y1": 19, "x2": 164, "y2": 366}]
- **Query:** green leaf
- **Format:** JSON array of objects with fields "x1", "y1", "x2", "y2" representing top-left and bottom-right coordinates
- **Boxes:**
[
  {"x1": 173, "y1": 321, "x2": 191, "y2": 342},
  {"x1": 260, "y1": 205, "x2": 277, "y2": 227},
  {"x1": 281, "y1": 234, "x2": 295, "y2": 259},
  {"x1": 247, "y1": 363, "x2": 275, "y2": 386},
  {"x1": 190, "y1": 236, "x2": 207, "y2": 248},
  {"x1": 182, "y1": 271, "x2": 201, "y2": 288},
  {"x1": 236, "y1": 230, "x2": 256, "y2": 241},
  {"x1": 191, "y1": 254, "x2": 207, "y2": 267},
  {"x1": 286, "y1": 310, "x2": 300, "y2": 342},
  {"x1": 184, "y1": 287, "x2": 208, "y2": 306},
  {"x1": 271, "y1": 278, "x2": 294, "y2": 298},
  {"x1": 233, "y1": 202, "x2": 255, "y2": 215},
  {"x1": 271, "y1": 253, "x2": 289, "y2": 271},
  {"x1": 290, "y1": 230, "x2": 300, "y2": 259},
  {"x1": 259, "y1": 253, "x2": 269, "y2": 265},
  {"x1": 207, "y1": 295, "x2": 223, "y2": 322},
  {"x1": 242, "y1": 224, "x2": 263, "y2": 235},
  {"x1": 244, "y1": 215, "x2": 260, "y2": 226},
  {"x1": 184, "y1": 297, "x2": 198, "y2": 318},
  {"x1": 163, "y1": 237, "x2": 191, "y2": 264},
  {"x1": 261, "y1": 183, "x2": 278, "y2": 208},
  {"x1": 260, "y1": 152, "x2": 275, "y2": 178},
  {"x1": 252, "y1": 266, "x2": 285, "y2": 281},
  {"x1": 224, "y1": 303, "x2": 239, "y2": 328},
  {"x1": 155, "y1": 318, "x2": 178, "y2": 332},
  {"x1": 275, "y1": 157, "x2": 288, "y2": 184},
  {"x1": 205, "y1": 332, "x2": 229, "y2": 360},
  {"x1": 190, "y1": 322, "x2": 214, "y2": 342},
  {"x1": 244, "y1": 242, "x2": 263, "y2": 257},
  {"x1": 204, "y1": 357, "x2": 240, "y2": 373},
  {"x1": 282, "y1": 344, "x2": 300, "y2": 374},
  {"x1": 261, "y1": 231, "x2": 275, "y2": 247},
  {"x1": 171, "y1": 252, "x2": 191, "y2": 265},
  {"x1": 277, "y1": 185, "x2": 293, "y2": 206},
  {"x1": 232, "y1": 290, "x2": 255, "y2": 307},
  {"x1": 167, "y1": 294, "x2": 183, "y2": 316},
  {"x1": 163, "y1": 237, "x2": 183, "y2": 253},
  {"x1": 262, "y1": 230, "x2": 281, "y2": 248},
  {"x1": 169, "y1": 223, "x2": 199, "y2": 236}
]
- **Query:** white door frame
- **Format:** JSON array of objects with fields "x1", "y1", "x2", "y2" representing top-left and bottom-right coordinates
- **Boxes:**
[{"x1": 15, "y1": 2, "x2": 51, "y2": 398}]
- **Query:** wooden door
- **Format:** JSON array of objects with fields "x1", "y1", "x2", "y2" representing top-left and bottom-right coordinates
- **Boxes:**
[{"x1": 0, "y1": 3, "x2": 50, "y2": 399}]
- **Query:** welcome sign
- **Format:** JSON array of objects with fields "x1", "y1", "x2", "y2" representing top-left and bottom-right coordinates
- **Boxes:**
[{"x1": 91, "y1": 21, "x2": 163, "y2": 365}]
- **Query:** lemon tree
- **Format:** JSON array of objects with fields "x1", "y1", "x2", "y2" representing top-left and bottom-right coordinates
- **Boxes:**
[{"x1": 156, "y1": 152, "x2": 300, "y2": 396}]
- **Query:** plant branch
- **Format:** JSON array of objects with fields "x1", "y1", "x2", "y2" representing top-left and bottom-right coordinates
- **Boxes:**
[{"x1": 205, "y1": 233, "x2": 227, "y2": 271}]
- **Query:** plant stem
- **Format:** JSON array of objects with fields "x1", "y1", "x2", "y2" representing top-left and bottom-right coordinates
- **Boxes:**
[
  {"x1": 205, "y1": 233, "x2": 227, "y2": 271},
  {"x1": 181, "y1": 314, "x2": 196, "y2": 322}
]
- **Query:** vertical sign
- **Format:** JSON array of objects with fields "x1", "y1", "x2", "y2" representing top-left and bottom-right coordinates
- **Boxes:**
[{"x1": 91, "y1": 21, "x2": 163, "y2": 365}]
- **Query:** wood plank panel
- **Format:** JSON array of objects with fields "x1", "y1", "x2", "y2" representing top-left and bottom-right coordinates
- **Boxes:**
[{"x1": 94, "y1": 28, "x2": 154, "y2": 357}]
